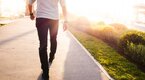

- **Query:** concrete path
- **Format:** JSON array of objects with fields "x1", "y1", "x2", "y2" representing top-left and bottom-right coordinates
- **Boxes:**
[{"x1": 0, "y1": 17, "x2": 112, "y2": 80}]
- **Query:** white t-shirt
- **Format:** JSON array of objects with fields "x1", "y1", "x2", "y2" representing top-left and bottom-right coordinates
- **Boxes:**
[{"x1": 29, "y1": 0, "x2": 66, "y2": 20}]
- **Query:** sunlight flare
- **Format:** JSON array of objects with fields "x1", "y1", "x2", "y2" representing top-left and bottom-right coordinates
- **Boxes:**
[
  {"x1": 0, "y1": 0, "x2": 25, "y2": 17},
  {"x1": 67, "y1": 0, "x2": 145, "y2": 24}
]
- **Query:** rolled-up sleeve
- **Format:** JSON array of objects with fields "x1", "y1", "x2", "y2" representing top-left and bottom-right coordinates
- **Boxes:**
[
  {"x1": 60, "y1": 0, "x2": 66, "y2": 7},
  {"x1": 29, "y1": 0, "x2": 36, "y2": 5}
]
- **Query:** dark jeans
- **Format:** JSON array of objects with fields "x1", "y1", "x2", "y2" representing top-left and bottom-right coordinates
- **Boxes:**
[{"x1": 36, "y1": 18, "x2": 58, "y2": 77}]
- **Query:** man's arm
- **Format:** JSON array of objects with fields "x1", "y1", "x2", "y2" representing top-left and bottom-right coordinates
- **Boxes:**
[
  {"x1": 60, "y1": 0, "x2": 68, "y2": 31},
  {"x1": 28, "y1": 0, "x2": 36, "y2": 20},
  {"x1": 61, "y1": 6, "x2": 68, "y2": 22}
]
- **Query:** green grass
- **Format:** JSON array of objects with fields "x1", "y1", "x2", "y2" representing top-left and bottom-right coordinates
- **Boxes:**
[{"x1": 69, "y1": 28, "x2": 145, "y2": 80}]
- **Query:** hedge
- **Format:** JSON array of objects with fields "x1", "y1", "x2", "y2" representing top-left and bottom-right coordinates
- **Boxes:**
[{"x1": 119, "y1": 30, "x2": 145, "y2": 66}]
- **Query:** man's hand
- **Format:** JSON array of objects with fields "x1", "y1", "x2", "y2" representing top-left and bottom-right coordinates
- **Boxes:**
[
  {"x1": 63, "y1": 22, "x2": 68, "y2": 31},
  {"x1": 30, "y1": 13, "x2": 35, "y2": 20},
  {"x1": 28, "y1": 4, "x2": 35, "y2": 20}
]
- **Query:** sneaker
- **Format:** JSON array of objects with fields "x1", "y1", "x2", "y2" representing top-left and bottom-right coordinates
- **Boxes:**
[
  {"x1": 49, "y1": 57, "x2": 54, "y2": 63},
  {"x1": 49, "y1": 57, "x2": 53, "y2": 68},
  {"x1": 42, "y1": 72, "x2": 49, "y2": 80}
]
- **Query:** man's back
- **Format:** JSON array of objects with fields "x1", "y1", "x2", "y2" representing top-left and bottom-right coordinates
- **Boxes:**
[{"x1": 29, "y1": 0, "x2": 66, "y2": 20}]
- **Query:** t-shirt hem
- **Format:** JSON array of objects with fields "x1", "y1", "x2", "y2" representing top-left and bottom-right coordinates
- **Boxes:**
[{"x1": 36, "y1": 16, "x2": 59, "y2": 20}]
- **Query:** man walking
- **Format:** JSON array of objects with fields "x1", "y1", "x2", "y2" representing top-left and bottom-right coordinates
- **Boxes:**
[{"x1": 28, "y1": 0, "x2": 68, "y2": 80}]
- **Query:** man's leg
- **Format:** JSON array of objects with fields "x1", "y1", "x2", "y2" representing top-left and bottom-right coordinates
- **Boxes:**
[
  {"x1": 36, "y1": 18, "x2": 49, "y2": 80},
  {"x1": 49, "y1": 20, "x2": 59, "y2": 63}
]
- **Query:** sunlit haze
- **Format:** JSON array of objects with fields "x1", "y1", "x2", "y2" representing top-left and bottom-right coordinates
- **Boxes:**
[
  {"x1": 0, "y1": 0, "x2": 145, "y2": 24},
  {"x1": 66, "y1": 0, "x2": 145, "y2": 24},
  {"x1": 0, "y1": 0, "x2": 25, "y2": 17}
]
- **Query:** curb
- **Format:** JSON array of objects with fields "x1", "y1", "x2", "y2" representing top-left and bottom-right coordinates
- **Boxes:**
[{"x1": 67, "y1": 31, "x2": 114, "y2": 80}]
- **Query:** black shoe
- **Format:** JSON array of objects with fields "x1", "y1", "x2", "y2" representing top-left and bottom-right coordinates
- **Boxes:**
[
  {"x1": 49, "y1": 57, "x2": 54, "y2": 63},
  {"x1": 42, "y1": 72, "x2": 49, "y2": 80}
]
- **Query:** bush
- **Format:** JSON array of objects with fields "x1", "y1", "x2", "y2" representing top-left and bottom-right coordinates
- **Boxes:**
[
  {"x1": 119, "y1": 30, "x2": 145, "y2": 66},
  {"x1": 110, "y1": 23, "x2": 128, "y2": 33},
  {"x1": 99, "y1": 26, "x2": 118, "y2": 46},
  {"x1": 91, "y1": 23, "x2": 122, "y2": 47},
  {"x1": 127, "y1": 43, "x2": 145, "y2": 65},
  {"x1": 92, "y1": 23, "x2": 128, "y2": 47},
  {"x1": 110, "y1": 23, "x2": 128, "y2": 37}
]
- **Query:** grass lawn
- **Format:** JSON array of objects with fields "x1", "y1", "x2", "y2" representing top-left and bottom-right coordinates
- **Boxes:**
[{"x1": 69, "y1": 28, "x2": 145, "y2": 80}]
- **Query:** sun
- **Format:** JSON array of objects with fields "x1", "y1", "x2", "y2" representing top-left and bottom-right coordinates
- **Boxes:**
[{"x1": 0, "y1": 0, "x2": 26, "y2": 17}]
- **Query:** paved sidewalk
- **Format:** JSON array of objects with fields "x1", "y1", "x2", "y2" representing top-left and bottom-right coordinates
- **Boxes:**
[{"x1": 0, "y1": 17, "x2": 112, "y2": 80}]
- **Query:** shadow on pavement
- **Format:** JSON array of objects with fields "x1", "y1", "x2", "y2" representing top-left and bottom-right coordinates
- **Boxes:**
[
  {"x1": 0, "y1": 29, "x2": 36, "y2": 45},
  {"x1": 37, "y1": 72, "x2": 42, "y2": 80},
  {"x1": 63, "y1": 32, "x2": 105, "y2": 80}
]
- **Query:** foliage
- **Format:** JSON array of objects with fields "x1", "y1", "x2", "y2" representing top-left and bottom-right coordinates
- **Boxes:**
[
  {"x1": 110, "y1": 23, "x2": 128, "y2": 35},
  {"x1": 119, "y1": 30, "x2": 145, "y2": 66},
  {"x1": 90, "y1": 22, "x2": 128, "y2": 48}
]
